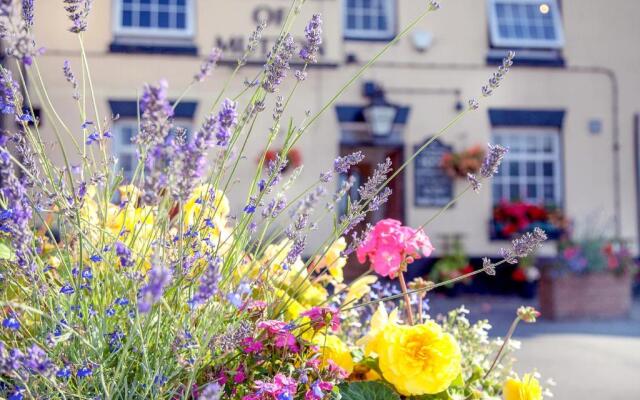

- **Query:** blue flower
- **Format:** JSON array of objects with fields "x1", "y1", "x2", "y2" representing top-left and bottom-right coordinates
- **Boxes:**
[
  {"x1": 114, "y1": 298, "x2": 129, "y2": 306},
  {"x1": 56, "y1": 366, "x2": 71, "y2": 379},
  {"x1": 8, "y1": 390, "x2": 23, "y2": 400},
  {"x1": 89, "y1": 254, "x2": 102, "y2": 263},
  {"x1": 81, "y1": 268, "x2": 93, "y2": 279},
  {"x1": 77, "y1": 366, "x2": 92, "y2": 378},
  {"x1": 2, "y1": 315, "x2": 20, "y2": 330},
  {"x1": 60, "y1": 283, "x2": 75, "y2": 295},
  {"x1": 0, "y1": 209, "x2": 12, "y2": 220},
  {"x1": 105, "y1": 307, "x2": 115, "y2": 317}
]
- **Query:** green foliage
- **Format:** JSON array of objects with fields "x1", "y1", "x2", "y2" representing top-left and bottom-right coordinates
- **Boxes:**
[
  {"x1": 338, "y1": 382, "x2": 400, "y2": 400},
  {"x1": 430, "y1": 237, "x2": 469, "y2": 287}
]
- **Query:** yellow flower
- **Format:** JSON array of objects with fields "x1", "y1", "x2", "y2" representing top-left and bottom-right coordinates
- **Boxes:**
[
  {"x1": 371, "y1": 321, "x2": 461, "y2": 396},
  {"x1": 344, "y1": 275, "x2": 378, "y2": 306},
  {"x1": 357, "y1": 303, "x2": 399, "y2": 351},
  {"x1": 503, "y1": 374, "x2": 543, "y2": 400},
  {"x1": 323, "y1": 237, "x2": 347, "y2": 283},
  {"x1": 314, "y1": 334, "x2": 354, "y2": 375}
]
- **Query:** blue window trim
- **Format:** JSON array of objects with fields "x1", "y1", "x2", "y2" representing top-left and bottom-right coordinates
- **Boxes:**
[
  {"x1": 489, "y1": 109, "x2": 565, "y2": 128},
  {"x1": 486, "y1": 52, "x2": 565, "y2": 68},
  {"x1": 109, "y1": 42, "x2": 198, "y2": 56},
  {"x1": 109, "y1": 100, "x2": 198, "y2": 119}
]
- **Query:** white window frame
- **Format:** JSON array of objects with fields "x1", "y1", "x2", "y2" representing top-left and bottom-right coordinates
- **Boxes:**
[
  {"x1": 344, "y1": 0, "x2": 396, "y2": 40},
  {"x1": 487, "y1": 0, "x2": 565, "y2": 49},
  {"x1": 113, "y1": 0, "x2": 195, "y2": 39},
  {"x1": 492, "y1": 127, "x2": 563, "y2": 205},
  {"x1": 112, "y1": 120, "x2": 139, "y2": 181}
]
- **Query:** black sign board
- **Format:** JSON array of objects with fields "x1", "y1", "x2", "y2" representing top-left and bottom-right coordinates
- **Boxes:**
[{"x1": 414, "y1": 138, "x2": 454, "y2": 207}]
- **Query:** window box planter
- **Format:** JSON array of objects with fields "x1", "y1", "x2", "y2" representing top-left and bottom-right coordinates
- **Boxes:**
[
  {"x1": 538, "y1": 272, "x2": 633, "y2": 319},
  {"x1": 490, "y1": 202, "x2": 566, "y2": 241}
]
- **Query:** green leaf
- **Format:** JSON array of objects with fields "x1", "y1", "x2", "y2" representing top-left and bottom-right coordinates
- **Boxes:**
[
  {"x1": 0, "y1": 242, "x2": 12, "y2": 260},
  {"x1": 338, "y1": 382, "x2": 400, "y2": 400}
]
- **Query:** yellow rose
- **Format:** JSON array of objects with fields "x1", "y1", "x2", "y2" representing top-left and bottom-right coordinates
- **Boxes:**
[
  {"x1": 315, "y1": 334, "x2": 354, "y2": 375},
  {"x1": 357, "y1": 304, "x2": 399, "y2": 351},
  {"x1": 503, "y1": 374, "x2": 543, "y2": 400},
  {"x1": 344, "y1": 275, "x2": 378, "y2": 306},
  {"x1": 323, "y1": 237, "x2": 347, "y2": 283},
  {"x1": 372, "y1": 321, "x2": 461, "y2": 396}
]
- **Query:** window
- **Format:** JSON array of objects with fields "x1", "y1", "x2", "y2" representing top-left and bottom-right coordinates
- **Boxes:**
[
  {"x1": 114, "y1": 0, "x2": 194, "y2": 38},
  {"x1": 492, "y1": 128, "x2": 562, "y2": 205},
  {"x1": 488, "y1": 0, "x2": 564, "y2": 49},
  {"x1": 344, "y1": 0, "x2": 396, "y2": 40}
]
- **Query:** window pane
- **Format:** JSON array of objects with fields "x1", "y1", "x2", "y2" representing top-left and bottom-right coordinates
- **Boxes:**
[
  {"x1": 544, "y1": 184, "x2": 555, "y2": 202},
  {"x1": 139, "y1": 10, "x2": 151, "y2": 27},
  {"x1": 176, "y1": 12, "x2": 186, "y2": 29},
  {"x1": 527, "y1": 184, "x2": 538, "y2": 199},
  {"x1": 509, "y1": 161, "x2": 520, "y2": 177},
  {"x1": 526, "y1": 162, "x2": 537, "y2": 177},
  {"x1": 493, "y1": 184, "x2": 504, "y2": 202},
  {"x1": 543, "y1": 162, "x2": 554, "y2": 177},
  {"x1": 158, "y1": 11, "x2": 170, "y2": 28},
  {"x1": 122, "y1": 10, "x2": 133, "y2": 26},
  {"x1": 510, "y1": 184, "x2": 520, "y2": 201}
]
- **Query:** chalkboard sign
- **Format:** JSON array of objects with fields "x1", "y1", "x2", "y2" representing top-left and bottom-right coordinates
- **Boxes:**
[{"x1": 414, "y1": 138, "x2": 454, "y2": 207}]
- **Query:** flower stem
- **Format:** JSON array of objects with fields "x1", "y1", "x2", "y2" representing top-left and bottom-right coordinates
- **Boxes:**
[
  {"x1": 398, "y1": 271, "x2": 415, "y2": 325},
  {"x1": 483, "y1": 316, "x2": 522, "y2": 380}
]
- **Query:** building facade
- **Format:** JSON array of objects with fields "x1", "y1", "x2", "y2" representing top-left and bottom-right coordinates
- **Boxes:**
[{"x1": 12, "y1": 0, "x2": 640, "y2": 259}]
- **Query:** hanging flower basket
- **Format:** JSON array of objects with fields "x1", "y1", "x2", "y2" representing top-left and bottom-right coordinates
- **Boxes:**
[{"x1": 440, "y1": 144, "x2": 485, "y2": 179}]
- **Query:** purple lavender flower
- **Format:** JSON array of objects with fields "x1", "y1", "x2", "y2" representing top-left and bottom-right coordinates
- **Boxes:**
[
  {"x1": 215, "y1": 98, "x2": 238, "y2": 147},
  {"x1": 189, "y1": 258, "x2": 221, "y2": 308},
  {"x1": 262, "y1": 34, "x2": 296, "y2": 93},
  {"x1": 262, "y1": 196, "x2": 287, "y2": 218},
  {"x1": 115, "y1": 241, "x2": 133, "y2": 267},
  {"x1": 195, "y1": 47, "x2": 222, "y2": 82},
  {"x1": 23, "y1": 345, "x2": 53, "y2": 376},
  {"x1": 21, "y1": 0, "x2": 33, "y2": 26},
  {"x1": 467, "y1": 173, "x2": 481, "y2": 193},
  {"x1": 500, "y1": 227, "x2": 547, "y2": 264},
  {"x1": 135, "y1": 80, "x2": 174, "y2": 147},
  {"x1": 334, "y1": 151, "x2": 364, "y2": 174},
  {"x1": 200, "y1": 383, "x2": 223, "y2": 400},
  {"x1": 63, "y1": 0, "x2": 93, "y2": 33},
  {"x1": 0, "y1": 69, "x2": 19, "y2": 115},
  {"x1": 480, "y1": 143, "x2": 508, "y2": 179},
  {"x1": 63, "y1": 60, "x2": 79, "y2": 100},
  {"x1": 138, "y1": 266, "x2": 172, "y2": 313},
  {"x1": 0, "y1": 146, "x2": 34, "y2": 270},
  {"x1": 300, "y1": 14, "x2": 323, "y2": 64}
]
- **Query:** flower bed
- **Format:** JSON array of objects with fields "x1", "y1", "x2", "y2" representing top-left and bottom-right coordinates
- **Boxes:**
[{"x1": 0, "y1": 1, "x2": 553, "y2": 399}]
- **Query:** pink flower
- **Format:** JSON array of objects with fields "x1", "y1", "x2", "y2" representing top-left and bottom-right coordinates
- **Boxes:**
[
  {"x1": 274, "y1": 331, "x2": 299, "y2": 353},
  {"x1": 234, "y1": 365, "x2": 247, "y2": 384},
  {"x1": 300, "y1": 306, "x2": 340, "y2": 332},
  {"x1": 257, "y1": 320, "x2": 288, "y2": 334},
  {"x1": 241, "y1": 337, "x2": 263, "y2": 354},
  {"x1": 357, "y1": 219, "x2": 434, "y2": 278}
]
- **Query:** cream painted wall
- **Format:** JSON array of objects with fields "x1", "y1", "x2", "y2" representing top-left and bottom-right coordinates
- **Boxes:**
[{"x1": 13, "y1": 0, "x2": 640, "y2": 256}]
